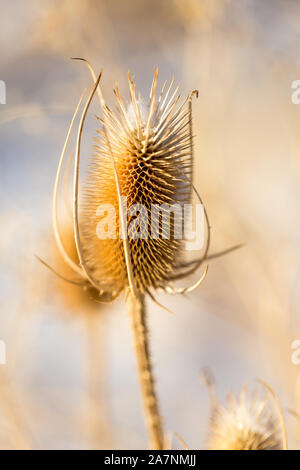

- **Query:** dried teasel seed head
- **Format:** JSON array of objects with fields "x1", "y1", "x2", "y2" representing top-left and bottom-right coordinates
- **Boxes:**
[
  {"x1": 80, "y1": 68, "x2": 204, "y2": 298},
  {"x1": 206, "y1": 383, "x2": 284, "y2": 450}
]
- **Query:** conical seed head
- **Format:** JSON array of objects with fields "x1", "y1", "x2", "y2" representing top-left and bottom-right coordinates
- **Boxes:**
[{"x1": 81, "y1": 70, "x2": 193, "y2": 295}]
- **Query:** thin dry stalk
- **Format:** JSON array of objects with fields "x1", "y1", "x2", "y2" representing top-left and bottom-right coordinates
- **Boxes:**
[{"x1": 127, "y1": 291, "x2": 164, "y2": 450}]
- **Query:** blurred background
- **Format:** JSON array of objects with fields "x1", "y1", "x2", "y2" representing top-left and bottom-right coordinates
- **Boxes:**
[{"x1": 0, "y1": 0, "x2": 300, "y2": 449}]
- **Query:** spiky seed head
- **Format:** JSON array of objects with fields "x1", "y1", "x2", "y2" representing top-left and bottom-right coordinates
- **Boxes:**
[
  {"x1": 207, "y1": 385, "x2": 283, "y2": 450},
  {"x1": 81, "y1": 69, "x2": 194, "y2": 296}
]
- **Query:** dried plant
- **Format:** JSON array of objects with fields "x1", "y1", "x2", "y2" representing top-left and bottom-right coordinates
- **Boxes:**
[
  {"x1": 39, "y1": 60, "x2": 211, "y2": 450},
  {"x1": 203, "y1": 371, "x2": 287, "y2": 450}
]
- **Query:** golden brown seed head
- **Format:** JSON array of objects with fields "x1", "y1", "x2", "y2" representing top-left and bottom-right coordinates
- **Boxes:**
[
  {"x1": 207, "y1": 386, "x2": 282, "y2": 450},
  {"x1": 81, "y1": 70, "x2": 193, "y2": 296}
]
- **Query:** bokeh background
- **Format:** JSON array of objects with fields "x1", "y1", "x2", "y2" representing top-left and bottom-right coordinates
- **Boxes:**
[{"x1": 0, "y1": 0, "x2": 300, "y2": 449}]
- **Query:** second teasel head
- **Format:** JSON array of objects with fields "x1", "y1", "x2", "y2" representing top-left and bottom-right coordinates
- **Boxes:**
[{"x1": 202, "y1": 372, "x2": 287, "y2": 450}]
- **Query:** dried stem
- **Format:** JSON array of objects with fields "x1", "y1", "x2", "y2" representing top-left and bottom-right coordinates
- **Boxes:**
[{"x1": 127, "y1": 290, "x2": 164, "y2": 450}]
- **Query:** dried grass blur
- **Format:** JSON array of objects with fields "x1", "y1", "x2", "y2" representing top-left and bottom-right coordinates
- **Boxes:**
[{"x1": 0, "y1": 0, "x2": 300, "y2": 449}]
